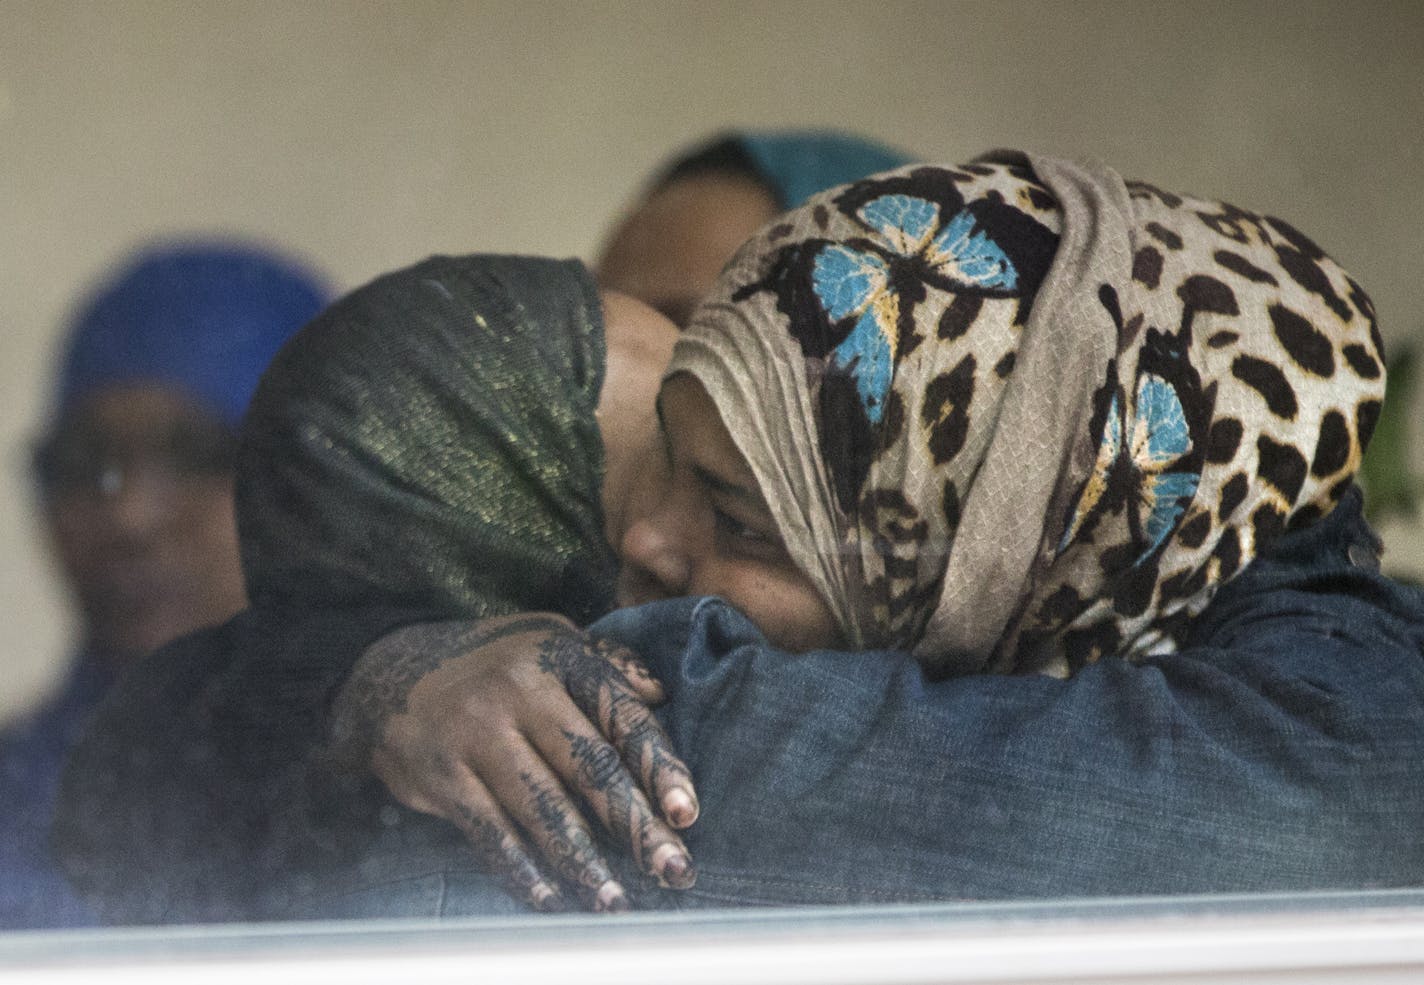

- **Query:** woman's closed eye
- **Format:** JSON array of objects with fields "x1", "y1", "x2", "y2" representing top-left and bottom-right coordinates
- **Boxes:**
[{"x1": 712, "y1": 506, "x2": 787, "y2": 561}]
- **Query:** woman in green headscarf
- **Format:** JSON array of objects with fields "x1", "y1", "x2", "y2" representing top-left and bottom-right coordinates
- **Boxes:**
[{"x1": 55, "y1": 254, "x2": 703, "y2": 921}]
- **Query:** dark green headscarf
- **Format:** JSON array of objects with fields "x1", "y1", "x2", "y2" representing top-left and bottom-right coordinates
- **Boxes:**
[{"x1": 238, "y1": 253, "x2": 617, "y2": 625}]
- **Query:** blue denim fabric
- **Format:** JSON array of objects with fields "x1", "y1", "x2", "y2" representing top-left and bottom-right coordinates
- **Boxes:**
[
  {"x1": 278, "y1": 845, "x2": 524, "y2": 921},
  {"x1": 296, "y1": 488, "x2": 1424, "y2": 917}
]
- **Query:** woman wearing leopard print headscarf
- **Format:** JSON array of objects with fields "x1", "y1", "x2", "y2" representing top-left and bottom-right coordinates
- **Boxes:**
[{"x1": 622, "y1": 150, "x2": 1386, "y2": 678}]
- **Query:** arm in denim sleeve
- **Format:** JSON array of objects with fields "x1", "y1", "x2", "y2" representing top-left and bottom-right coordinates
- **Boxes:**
[{"x1": 592, "y1": 490, "x2": 1424, "y2": 905}]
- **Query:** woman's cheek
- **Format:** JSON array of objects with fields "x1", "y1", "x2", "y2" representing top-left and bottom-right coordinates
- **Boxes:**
[{"x1": 721, "y1": 565, "x2": 842, "y2": 653}]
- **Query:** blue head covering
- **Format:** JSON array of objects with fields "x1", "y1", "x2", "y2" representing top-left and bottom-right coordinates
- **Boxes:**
[
  {"x1": 735, "y1": 130, "x2": 913, "y2": 209},
  {"x1": 53, "y1": 241, "x2": 331, "y2": 428}
]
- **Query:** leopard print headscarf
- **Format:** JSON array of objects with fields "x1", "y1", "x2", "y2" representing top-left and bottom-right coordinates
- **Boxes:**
[{"x1": 670, "y1": 151, "x2": 1385, "y2": 677}]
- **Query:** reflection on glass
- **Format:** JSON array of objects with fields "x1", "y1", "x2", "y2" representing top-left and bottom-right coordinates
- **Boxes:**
[
  {"x1": 42, "y1": 152, "x2": 1424, "y2": 931},
  {"x1": 3, "y1": 4, "x2": 1423, "y2": 953}
]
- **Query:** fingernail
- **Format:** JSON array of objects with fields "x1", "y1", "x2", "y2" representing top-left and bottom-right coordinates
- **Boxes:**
[
  {"x1": 649, "y1": 842, "x2": 693, "y2": 888},
  {"x1": 663, "y1": 788, "x2": 699, "y2": 827},
  {"x1": 594, "y1": 880, "x2": 629, "y2": 913},
  {"x1": 661, "y1": 851, "x2": 696, "y2": 890},
  {"x1": 532, "y1": 883, "x2": 565, "y2": 913}
]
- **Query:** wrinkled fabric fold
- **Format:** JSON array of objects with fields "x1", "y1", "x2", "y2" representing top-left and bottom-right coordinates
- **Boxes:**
[{"x1": 923, "y1": 154, "x2": 1130, "y2": 669}]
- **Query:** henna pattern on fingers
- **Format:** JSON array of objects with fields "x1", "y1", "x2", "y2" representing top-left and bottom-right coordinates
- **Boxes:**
[
  {"x1": 540, "y1": 634, "x2": 697, "y2": 889},
  {"x1": 452, "y1": 803, "x2": 564, "y2": 912},
  {"x1": 536, "y1": 632, "x2": 628, "y2": 731},
  {"x1": 331, "y1": 615, "x2": 567, "y2": 768},
  {"x1": 566, "y1": 731, "x2": 624, "y2": 790},
  {"x1": 520, "y1": 770, "x2": 619, "y2": 903},
  {"x1": 594, "y1": 638, "x2": 660, "y2": 690},
  {"x1": 539, "y1": 637, "x2": 668, "y2": 756},
  {"x1": 539, "y1": 634, "x2": 695, "y2": 823},
  {"x1": 615, "y1": 711, "x2": 693, "y2": 797},
  {"x1": 564, "y1": 730, "x2": 657, "y2": 871}
]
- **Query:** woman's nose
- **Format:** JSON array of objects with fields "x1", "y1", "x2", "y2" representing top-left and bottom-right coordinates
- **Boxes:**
[{"x1": 618, "y1": 510, "x2": 692, "y2": 601}]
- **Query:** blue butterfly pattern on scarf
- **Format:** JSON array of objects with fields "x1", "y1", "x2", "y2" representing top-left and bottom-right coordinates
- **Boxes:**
[
  {"x1": 810, "y1": 194, "x2": 1019, "y2": 424},
  {"x1": 1059, "y1": 372, "x2": 1200, "y2": 563}
]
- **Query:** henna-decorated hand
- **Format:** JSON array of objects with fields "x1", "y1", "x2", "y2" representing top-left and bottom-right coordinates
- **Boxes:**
[{"x1": 329, "y1": 613, "x2": 698, "y2": 913}]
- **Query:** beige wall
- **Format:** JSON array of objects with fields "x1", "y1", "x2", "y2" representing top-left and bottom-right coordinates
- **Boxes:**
[{"x1": 2, "y1": 0, "x2": 1422, "y2": 720}]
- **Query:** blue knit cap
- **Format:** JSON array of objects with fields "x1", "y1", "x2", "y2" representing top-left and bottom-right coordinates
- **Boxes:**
[
  {"x1": 53, "y1": 241, "x2": 330, "y2": 428},
  {"x1": 736, "y1": 130, "x2": 913, "y2": 209}
]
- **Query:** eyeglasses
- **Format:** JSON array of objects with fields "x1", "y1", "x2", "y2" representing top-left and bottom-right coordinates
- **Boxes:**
[{"x1": 32, "y1": 419, "x2": 238, "y2": 500}]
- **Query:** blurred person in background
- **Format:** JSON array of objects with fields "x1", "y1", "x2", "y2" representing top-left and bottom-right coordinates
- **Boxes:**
[
  {"x1": 0, "y1": 241, "x2": 328, "y2": 927},
  {"x1": 596, "y1": 129, "x2": 909, "y2": 327}
]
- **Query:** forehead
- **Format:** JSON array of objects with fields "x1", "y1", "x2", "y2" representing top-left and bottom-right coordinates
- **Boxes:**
[
  {"x1": 597, "y1": 173, "x2": 780, "y2": 320},
  {"x1": 57, "y1": 384, "x2": 224, "y2": 440},
  {"x1": 658, "y1": 372, "x2": 760, "y2": 485}
]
